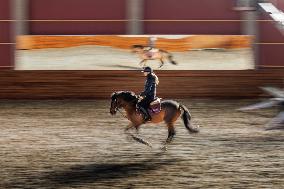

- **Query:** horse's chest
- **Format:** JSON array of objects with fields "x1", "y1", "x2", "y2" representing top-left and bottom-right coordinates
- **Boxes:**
[{"x1": 128, "y1": 112, "x2": 143, "y2": 123}]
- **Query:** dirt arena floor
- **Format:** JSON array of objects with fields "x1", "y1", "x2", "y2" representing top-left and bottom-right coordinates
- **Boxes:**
[
  {"x1": 0, "y1": 99, "x2": 283, "y2": 189},
  {"x1": 16, "y1": 46, "x2": 254, "y2": 70}
]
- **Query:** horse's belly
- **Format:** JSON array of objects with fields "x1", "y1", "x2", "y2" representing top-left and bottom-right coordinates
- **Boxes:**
[
  {"x1": 150, "y1": 110, "x2": 165, "y2": 123},
  {"x1": 151, "y1": 55, "x2": 159, "y2": 59}
]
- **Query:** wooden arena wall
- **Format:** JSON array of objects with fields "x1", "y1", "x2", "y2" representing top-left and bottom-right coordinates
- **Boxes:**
[
  {"x1": 259, "y1": 11, "x2": 284, "y2": 68},
  {"x1": 27, "y1": 0, "x2": 241, "y2": 35},
  {"x1": 28, "y1": 0, "x2": 127, "y2": 35},
  {"x1": 0, "y1": 0, "x2": 14, "y2": 69},
  {"x1": 0, "y1": 69, "x2": 283, "y2": 99}
]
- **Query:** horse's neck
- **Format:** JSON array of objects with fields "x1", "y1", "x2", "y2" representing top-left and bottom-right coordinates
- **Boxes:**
[{"x1": 123, "y1": 103, "x2": 136, "y2": 114}]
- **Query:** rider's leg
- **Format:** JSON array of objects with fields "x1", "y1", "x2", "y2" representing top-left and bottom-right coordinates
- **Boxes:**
[
  {"x1": 140, "y1": 106, "x2": 150, "y2": 121},
  {"x1": 137, "y1": 98, "x2": 151, "y2": 121},
  {"x1": 143, "y1": 97, "x2": 153, "y2": 121}
]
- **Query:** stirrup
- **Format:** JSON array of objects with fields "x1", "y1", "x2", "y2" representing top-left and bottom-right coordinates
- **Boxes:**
[
  {"x1": 139, "y1": 107, "x2": 150, "y2": 121},
  {"x1": 144, "y1": 111, "x2": 151, "y2": 122},
  {"x1": 145, "y1": 116, "x2": 151, "y2": 122}
]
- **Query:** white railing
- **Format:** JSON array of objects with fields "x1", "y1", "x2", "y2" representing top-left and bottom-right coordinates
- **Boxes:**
[{"x1": 259, "y1": 3, "x2": 284, "y2": 29}]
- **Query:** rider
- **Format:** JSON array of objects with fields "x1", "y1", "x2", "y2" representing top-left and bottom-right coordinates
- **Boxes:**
[
  {"x1": 144, "y1": 36, "x2": 157, "y2": 58},
  {"x1": 137, "y1": 66, "x2": 159, "y2": 122}
]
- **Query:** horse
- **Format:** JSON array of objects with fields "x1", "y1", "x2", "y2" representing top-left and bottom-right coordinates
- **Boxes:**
[
  {"x1": 110, "y1": 91, "x2": 199, "y2": 149},
  {"x1": 131, "y1": 45, "x2": 178, "y2": 68}
]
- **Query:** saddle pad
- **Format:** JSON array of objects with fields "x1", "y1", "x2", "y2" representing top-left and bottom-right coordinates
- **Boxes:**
[
  {"x1": 149, "y1": 103, "x2": 161, "y2": 114},
  {"x1": 150, "y1": 98, "x2": 161, "y2": 106}
]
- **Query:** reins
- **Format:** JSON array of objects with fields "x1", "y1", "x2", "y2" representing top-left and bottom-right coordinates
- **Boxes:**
[
  {"x1": 115, "y1": 96, "x2": 139, "y2": 121},
  {"x1": 117, "y1": 108, "x2": 129, "y2": 120}
]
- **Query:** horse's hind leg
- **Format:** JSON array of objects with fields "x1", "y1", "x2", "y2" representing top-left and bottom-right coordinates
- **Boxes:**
[
  {"x1": 166, "y1": 123, "x2": 176, "y2": 144},
  {"x1": 160, "y1": 123, "x2": 176, "y2": 151}
]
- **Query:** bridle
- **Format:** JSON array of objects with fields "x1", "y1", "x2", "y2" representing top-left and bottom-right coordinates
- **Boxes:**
[
  {"x1": 112, "y1": 96, "x2": 140, "y2": 120},
  {"x1": 112, "y1": 98, "x2": 128, "y2": 120}
]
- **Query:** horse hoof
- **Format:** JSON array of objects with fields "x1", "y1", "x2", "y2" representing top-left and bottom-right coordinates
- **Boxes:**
[{"x1": 161, "y1": 146, "x2": 167, "y2": 152}]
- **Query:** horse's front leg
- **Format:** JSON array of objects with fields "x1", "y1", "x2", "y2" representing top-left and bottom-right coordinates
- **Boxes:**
[
  {"x1": 124, "y1": 122, "x2": 134, "y2": 133},
  {"x1": 125, "y1": 123, "x2": 136, "y2": 141},
  {"x1": 131, "y1": 132, "x2": 152, "y2": 148},
  {"x1": 159, "y1": 59, "x2": 164, "y2": 68},
  {"x1": 139, "y1": 59, "x2": 147, "y2": 67},
  {"x1": 125, "y1": 122, "x2": 152, "y2": 148}
]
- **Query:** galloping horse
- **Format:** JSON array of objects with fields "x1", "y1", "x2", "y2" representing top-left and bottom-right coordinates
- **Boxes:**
[
  {"x1": 132, "y1": 45, "x2": 178, "y2": 68},
  {"x1": 110, "y1": 91, "x2": 199, "y2": 149}
]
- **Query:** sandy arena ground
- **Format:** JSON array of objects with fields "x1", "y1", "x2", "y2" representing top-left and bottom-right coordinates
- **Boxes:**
[
  {"x1": 0, "y1": 99, "x2": 283, "y2": 188},
  {"x1": 16, "y1": 46, "x2": 254, "y2": 70}
]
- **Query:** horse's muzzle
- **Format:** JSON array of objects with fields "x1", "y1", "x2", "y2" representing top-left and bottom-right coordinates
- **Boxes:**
[{"x1": 110, "y1": 109, "x2": 117, "y2": 115}]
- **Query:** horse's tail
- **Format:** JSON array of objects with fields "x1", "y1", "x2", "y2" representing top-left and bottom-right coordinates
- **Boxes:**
[{"x1": 179, "y1": 104, "x2": 199, "y2": 133}]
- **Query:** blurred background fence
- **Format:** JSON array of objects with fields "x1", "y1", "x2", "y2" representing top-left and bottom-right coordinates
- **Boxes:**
[{"x1": 0, "y1": 0, "x2": 283, "y2": 98}]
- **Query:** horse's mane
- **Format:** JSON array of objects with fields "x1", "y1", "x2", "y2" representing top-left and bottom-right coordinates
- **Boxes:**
[{"x1": 111, "y1": 91, "x2": 138, "y2": 102}]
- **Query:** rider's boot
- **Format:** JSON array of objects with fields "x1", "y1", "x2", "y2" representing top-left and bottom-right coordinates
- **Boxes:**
[{"x1": 139, "y1": 106, "x2": 151, "y2": 122}]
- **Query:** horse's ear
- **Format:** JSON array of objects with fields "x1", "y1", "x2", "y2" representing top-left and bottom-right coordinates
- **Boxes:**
[{"x1": 111, "y1": 92, "x2": 117, "y2": 99}]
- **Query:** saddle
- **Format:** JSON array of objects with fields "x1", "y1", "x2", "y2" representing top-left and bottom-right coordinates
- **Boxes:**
[
  {"x1": 137, "y1": 97, "x2": 162, "y2": 122},
  {"x1": 148, "y1": 98, "x2": 162, "y2": 115},
  {"x1": 144, "y1": 48, "x2": 159, "y2": 58}
]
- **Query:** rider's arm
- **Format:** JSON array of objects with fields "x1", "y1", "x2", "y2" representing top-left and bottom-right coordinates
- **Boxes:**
[
  {"x1": 143, "y1": 84, "x2": 153, "y2": 96},
  {"x1": 142, "y1": 77, "x2": 155, "y2": 96}
]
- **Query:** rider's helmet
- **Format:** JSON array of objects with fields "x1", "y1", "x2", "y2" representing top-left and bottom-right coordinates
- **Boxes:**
[{"x1": 141, "y1": 66, "x2": 153, "y2": 73}]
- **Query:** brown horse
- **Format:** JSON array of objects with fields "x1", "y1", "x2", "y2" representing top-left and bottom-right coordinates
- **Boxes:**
[
  {"x1": 132, "y1": 45, "x2": 178, "y2": 68},
  {"x1": 110, "y1": 91, "x2": 199, "y2": 149}
]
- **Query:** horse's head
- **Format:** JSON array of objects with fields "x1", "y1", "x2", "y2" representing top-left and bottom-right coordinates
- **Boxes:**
[
  {"x1": 110, "y1": 91, "x2": 138, "y2": 115},
  {"x1": 131, "y1": 45, "x2": 144, "y2": 53},
  {"x1": 110, "y1": 92, "x2": 119, "y2": 115}
]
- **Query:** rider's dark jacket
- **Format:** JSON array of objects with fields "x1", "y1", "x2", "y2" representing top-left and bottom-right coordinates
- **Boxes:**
[{"x1": 140, "y1": 73, "x2": 158, "y2": 100}]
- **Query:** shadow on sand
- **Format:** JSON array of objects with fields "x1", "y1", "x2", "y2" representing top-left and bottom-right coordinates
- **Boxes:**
[
  {"x1": 6, "y1": 152, "x2": 178, "y2": 188},
  {"x1": 44, "y1": 152, "x2": 177, "y2": 187}
]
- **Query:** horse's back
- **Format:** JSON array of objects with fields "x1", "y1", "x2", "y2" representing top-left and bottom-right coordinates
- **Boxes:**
[{"x1": 161, "y1": 100, "x2": 180, "y2": 109}]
